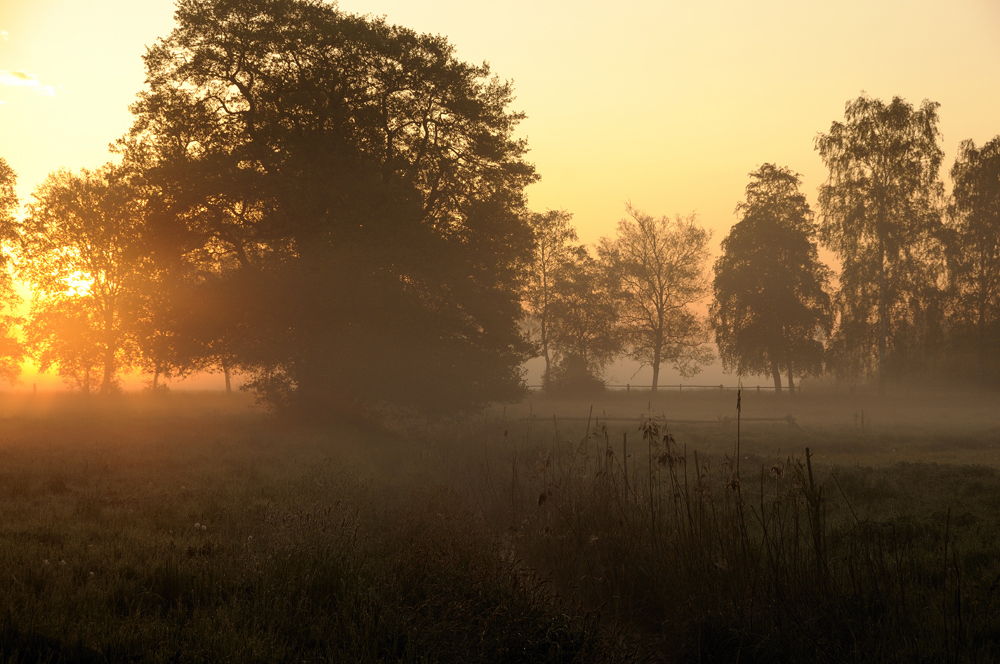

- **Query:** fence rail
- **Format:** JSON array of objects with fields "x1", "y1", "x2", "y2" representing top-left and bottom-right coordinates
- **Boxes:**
[
  {"x1": 527, "y1": 383, "x2": 801, "y2": 393},
  {"x1": 519, "y1": 414, "x2": 798, "y2": 427}
]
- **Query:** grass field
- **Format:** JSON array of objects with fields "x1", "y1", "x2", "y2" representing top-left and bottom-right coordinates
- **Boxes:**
[{"x1": 1, "y1": 388, "x2": 999, "y2": 662}]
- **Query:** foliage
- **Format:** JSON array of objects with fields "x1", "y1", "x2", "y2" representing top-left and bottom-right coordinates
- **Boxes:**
[
  {"x1": 524, "y1": 209, "x2": 580, "y2": 388},
  {"x1": 23, "y1": 298, "x2": 107, "y2": 392},
  {"x1": 545, "y1": 247, "x2": 620, "y2": 392},
  {"x1": 125, "y1": 0, "x2": 537, "y2": 415},
  {"x1": 816, "y1": 94, "x2": 946, "y2": 384},
  {"x1": 20, "y1": 165, "x2": 144, "y2": 393},
  {"x1": 712, "y1": 164, "x2": 833, "y2": 391},
  {"x1": 0, "y1": 158, "x2": 19, "y2": 236},
  {"x1": 945, "y1": 135, "x2": 1000, "y2": 383},
  {"x1": 0, "y1": 158, "x2": 24, "y2": 384},
  {"x1": 599, "y1": 205, "x2": 713, "y2": 389}
]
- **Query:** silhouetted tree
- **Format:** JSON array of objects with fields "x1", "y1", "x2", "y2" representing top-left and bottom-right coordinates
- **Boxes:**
[
  {"x1": 712, "y1": 164, "x2": 833, "y2": 392},
  {"x1": 524, "y1": 209, "x2": 580, "y2": 388},
  {"x1": 126, "y1": 268, "x2": 188, "y2": 390},
  {"x1": 946, "y1": 135, "x2": 1000, "y2": 382},
  {"x1": 21, "y1": 165, "x2": 143, "y2": 393},
  {"x1": 0, "y1": 158, "x2": 25, "y2": 384},
  {"x1": 599, "y1": 205, "x2": 713, "y2": 390},
  {"x1": 546, "y1": 248, "x2": 620, "y2": 392},
  {"x1": 125, "y1": 0, "x2": 537, "y2": 415},
  {"x1": 816, "y1": 95, "x2": 946, "y2": 385}
]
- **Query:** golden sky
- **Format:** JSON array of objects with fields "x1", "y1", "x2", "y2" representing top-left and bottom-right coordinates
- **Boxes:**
[{"x1": 2, "y1": 0, "x2": 999, "y2": 388}]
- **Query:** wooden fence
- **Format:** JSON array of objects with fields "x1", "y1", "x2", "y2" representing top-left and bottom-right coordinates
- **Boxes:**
[
  {"x1": 519, "y1": 414, "x2": 798, "y2": 427},
  {"x1": 527, "y1": 383, "x2": 801, "y2": 393}
]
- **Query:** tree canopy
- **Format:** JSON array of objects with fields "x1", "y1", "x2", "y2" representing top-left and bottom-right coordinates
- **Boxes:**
[
  {"x1": 125, "y1": 0, "x2": 537, "y2": 414},
  {"x1": 0, "y1": 158, "x2": 24, "y2": 385},
  {"x1": 816, "y1": 94, "x2": 946, "y2": 385},
  {"x1": 524, "y1": 209, "x2": 579, "y2": 389},
  {"x1": 20, "y1": 165, "x2": 144, "y2": 393},
  {"x1": 712, "y1": 164, "x2": 832, "y2": 392},
  {"x1": 545, "y1": 247, "x2": 620, "y2": 393},
  {"x1": 946, "y1": 135, "x2": 1000, "y2": 382}
]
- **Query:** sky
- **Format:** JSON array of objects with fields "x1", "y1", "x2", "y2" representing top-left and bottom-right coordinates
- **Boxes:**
[{"x1": 1, "y1": 0, "x2": 999, "y2": 389}]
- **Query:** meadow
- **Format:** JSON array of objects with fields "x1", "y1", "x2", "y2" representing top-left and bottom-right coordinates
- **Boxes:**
[{"x1": 1, "y1": 387, "x2": 999, "y2": 662}]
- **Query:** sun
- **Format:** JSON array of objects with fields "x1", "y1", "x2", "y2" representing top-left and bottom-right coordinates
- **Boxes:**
[{"x1": 64, "y1": 270, "x2": 93, "y2": 297}]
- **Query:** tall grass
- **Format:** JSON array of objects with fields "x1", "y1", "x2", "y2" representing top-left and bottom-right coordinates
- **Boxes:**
[
  {"x1": 474, "y1": 395, "x2": 1000, "y2": 662},
  {"x1": 4, "y1": 391, "x2": 1000, "y2": 661}
]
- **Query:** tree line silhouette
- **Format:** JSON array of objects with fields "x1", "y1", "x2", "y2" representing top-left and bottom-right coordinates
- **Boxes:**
[
  {"x1": 0, "y1": 0, "x2": 997, "y2": 413},
  {"x1": 534, "y1": 95, "x2": 1000, "y2": 394}
]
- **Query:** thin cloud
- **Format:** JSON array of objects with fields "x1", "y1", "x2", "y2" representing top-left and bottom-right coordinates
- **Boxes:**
[
  {"x1": 0, "y1": 70, "x2": 57, "y2": 97},
  {"x1": 0, "y1": 31, "x2": 8, "y2": 41}
]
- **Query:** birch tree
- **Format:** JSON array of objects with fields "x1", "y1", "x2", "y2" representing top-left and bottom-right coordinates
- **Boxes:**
[{"x1": 816, "y1": 94, "x2": 945, "y2": 385}]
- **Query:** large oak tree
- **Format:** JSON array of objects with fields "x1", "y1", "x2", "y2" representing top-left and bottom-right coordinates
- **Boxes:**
[{"x1": 125, "y1": 0, "x2": 537, "y2": 414}]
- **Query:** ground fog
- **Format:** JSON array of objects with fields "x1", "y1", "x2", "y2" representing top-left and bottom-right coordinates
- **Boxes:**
[{"x1": 1, "y1": 388, "x2": 999, "y2": 662}]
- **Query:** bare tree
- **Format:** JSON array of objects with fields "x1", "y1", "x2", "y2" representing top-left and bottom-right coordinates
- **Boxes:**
[
  {"x1": 524, "y1": 210, "x2": 579, "y2": 388},
  {"x1": 599, "y1": 205, "x2": 713, "y2": 390}
]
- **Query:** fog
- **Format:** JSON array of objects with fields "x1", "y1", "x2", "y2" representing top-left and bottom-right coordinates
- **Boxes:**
[{"x1": 1, "y1": 0, "x2": 999, "y2": 660}]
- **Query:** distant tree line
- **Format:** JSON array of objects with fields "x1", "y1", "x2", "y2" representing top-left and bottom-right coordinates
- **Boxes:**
[
  {"x1": 529, "y1": 95, "x2": 1000, "y2": 394},
  {"x1": 0, "y1": 0, "x2": 997, "y2": 413}
]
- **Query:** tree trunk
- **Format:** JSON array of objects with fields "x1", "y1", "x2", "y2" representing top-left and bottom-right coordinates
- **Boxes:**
[
  {"x1": 787, "y1": 363, "x2": 795, "y2": 395},
  {"x1": 541, "y1": 315, "x2": 551, "y2": 389},
  {"x1": 878, "y1": 237, "x2": 887, "y2": 389},
  {"x1": 223, "y1": 362, "x2": 232, "y2": 394},
  {"x1": 978, "y1": 304, "x2": 986, "y2": 383},
  {"x1": 651, "y1": 342, "x2": 662, "y2": 391},
  {"x1": 100, "y1": 306, "x2": 115, "y2": 394},
  {"x1": 771, "y1": 360, "x2": 782, "y2": 393},
  {"x1": 153, "y1": 369, "x2": 160, "y2": 390}
]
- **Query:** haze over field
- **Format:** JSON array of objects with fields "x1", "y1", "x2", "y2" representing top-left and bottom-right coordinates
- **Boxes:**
[{"x1": 4, "y1": 3, "x2": 1000, "y2": 660}]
